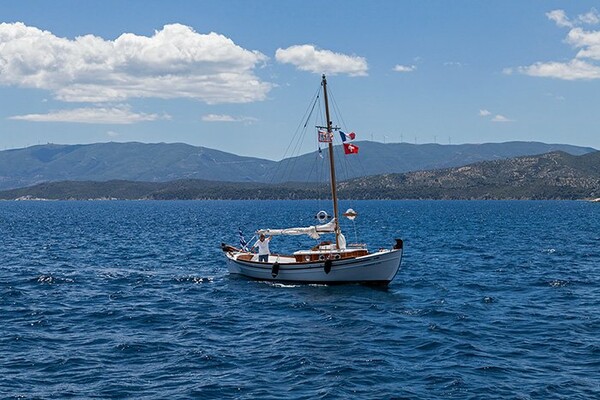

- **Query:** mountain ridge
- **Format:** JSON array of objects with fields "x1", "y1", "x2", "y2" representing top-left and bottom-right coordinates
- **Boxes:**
[
  {"x1": 2, "y1": 150, "x2": 599, "y2": 200},
  {"x1": 0, "y1": 140, "x2": 596, "y2": 190}
]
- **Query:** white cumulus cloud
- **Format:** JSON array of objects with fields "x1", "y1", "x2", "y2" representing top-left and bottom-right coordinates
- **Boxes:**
[
  {"x1": 546, "y1": 9, "x2": 573, "y2": 28},
  {"x1": 491, "y1": 114, "x2": 514, "y2": 123},
  {"x1": 546, "y1": 8, "x2": 600, "y2": 28},
  {"x1": 9, "y1": 106, "x2": 169, "y2": 124},
  {"x1": 478, "y1": 109, "x2": 513, "y2": 122},
  {"x1": 509, "y1": 9, "x2": 600, "y2": 80},
  {"x1": 566, "y1": 27, "x2": 600, "y2": 60},
  {"x1": 202, "y1": 113, "x2": 257, "y2": 124},
  {"x1": 443, "y1": 61, "x2": 465, "y2": 67},
  {"x1": 578, "y1": 8, "x2": 600, "y2": 25},
  {"x1": 393, "y1": 64, "x2": 416, "y2": 72},
  {"x1": 202, "y1": 114, "x2": 236, "y2": 122},
  {"x1": 513, "y1": 59, "x2": 600, "y2": 80},
  {"x1": 0, "y1": 22, "x2": 271, "y2": 103},
  {"x1": 275, "y1": 45, "x2": 368, "y2": 76}
]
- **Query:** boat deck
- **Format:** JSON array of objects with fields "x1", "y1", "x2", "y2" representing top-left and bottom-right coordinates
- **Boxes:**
[{"x1": 235, "y1": 247, "x2": 369, "y2": 264}]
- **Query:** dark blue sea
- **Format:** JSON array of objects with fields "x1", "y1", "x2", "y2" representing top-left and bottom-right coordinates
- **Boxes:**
[{"x1": 1, "y1": 200, "x2": 599, "y2": 399}]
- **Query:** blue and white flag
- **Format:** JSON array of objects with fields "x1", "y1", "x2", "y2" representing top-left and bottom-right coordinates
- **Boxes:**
[{"x1": 238, "y1": 228, "x2": 248, "y2": 250}]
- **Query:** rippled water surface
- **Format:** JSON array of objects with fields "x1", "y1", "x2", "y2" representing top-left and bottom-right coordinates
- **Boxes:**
[{"x1": 1, "y1": 200, "x2": 599, "y2": 399}]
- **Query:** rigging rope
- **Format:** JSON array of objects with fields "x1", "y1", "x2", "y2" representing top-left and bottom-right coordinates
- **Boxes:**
[
  {"x1": 269, "y1": 84, "x2": 322, "y2": 185},
  {"x1": 327, "y1": 86, "x2": 365, "y2": 245}
]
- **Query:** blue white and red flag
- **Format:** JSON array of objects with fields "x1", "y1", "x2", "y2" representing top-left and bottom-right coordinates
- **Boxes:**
[{"x1": 339, "y1": 131, "x2": 356, "y2": 142}]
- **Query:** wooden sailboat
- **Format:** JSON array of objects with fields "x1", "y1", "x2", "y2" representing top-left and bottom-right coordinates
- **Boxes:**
[{"x1": 221, "y1": 75, "x2": 403, "y2": 285}]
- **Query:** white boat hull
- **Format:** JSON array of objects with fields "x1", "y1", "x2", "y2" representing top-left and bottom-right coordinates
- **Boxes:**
[{"x1": 223, "y1": 248, "x2": 403, "y2": 285}]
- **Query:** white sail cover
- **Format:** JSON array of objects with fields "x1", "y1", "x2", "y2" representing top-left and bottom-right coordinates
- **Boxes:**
[{"x1": 257, "y1": 219, "x2": 336, "y2": 240}]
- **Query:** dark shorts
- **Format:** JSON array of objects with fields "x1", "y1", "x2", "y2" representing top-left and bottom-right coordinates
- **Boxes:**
[{"x1": 258, "y1": 254, "x2": 269, "y2": 262}]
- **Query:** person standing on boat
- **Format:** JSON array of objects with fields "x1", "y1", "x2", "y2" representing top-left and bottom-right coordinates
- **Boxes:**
[{"x1": 251, "y1": 233, "x2": 272, "y2": 262}]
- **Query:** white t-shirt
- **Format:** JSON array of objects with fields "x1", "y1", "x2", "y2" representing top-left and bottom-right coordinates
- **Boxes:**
[{"x1": 254, "y1": 238, "x2": 270, "y2": 255}]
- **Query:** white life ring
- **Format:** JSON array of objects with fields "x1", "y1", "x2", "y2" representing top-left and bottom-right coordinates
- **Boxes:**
[{"x1": 316, "y1": 210, "x2": 329, "y2": 223}]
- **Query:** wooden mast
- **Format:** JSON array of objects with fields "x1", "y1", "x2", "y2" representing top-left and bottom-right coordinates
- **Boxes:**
[{"x1": 322, "y1": 74, "x2": 340, "y2": 249}]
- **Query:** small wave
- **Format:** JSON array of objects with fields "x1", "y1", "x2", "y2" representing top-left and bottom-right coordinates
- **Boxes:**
[
  {"x1": 549, "y1": 279, "x2": 569, "y2": 288},
  {"x1": 416, "y1": 340, "x2": 443, "y2": 351},
  {"x1": 115, "y1": 342, "x2": 147, "y2": 353},
  {"x1": 175, "y1": 276, "x2": 214, "y2": 284},
  {"x1": 475, "y1": 365, "x2": 508, "y2": 373},
  {"x1": 291, "y1": 301, "x2": 311, "y2": 310},
  {"x1": 3, "y1": 288, "x2": 24, "y2": 297},
  {"x1": 403, "y1": 308, "x2": 426, "y2": 316},
  {"x1": 34, "y1": 275, "x2": 74, "y2": 285},
  {"x1": 445, "y1": 377, "x2": 465, "y2": 389},
  {"x1": 263, "y1": 281, "x2": 304, "y2": 288},
  {"x1": 29, "y1": 319, "x2": 47, "y2": 327},
  {"x1": 463, "y1": 282, "x2": 489, "y2": 291}
]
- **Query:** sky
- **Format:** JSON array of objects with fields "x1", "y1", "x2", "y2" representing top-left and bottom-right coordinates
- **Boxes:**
[{"x1": 1, "y1": 0, "x2": 599, "y2": 160}]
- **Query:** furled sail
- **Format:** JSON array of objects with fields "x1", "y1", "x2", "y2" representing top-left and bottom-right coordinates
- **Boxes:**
[{"x1": 257, "y1": 219, "x2": 336, "y2": 240}]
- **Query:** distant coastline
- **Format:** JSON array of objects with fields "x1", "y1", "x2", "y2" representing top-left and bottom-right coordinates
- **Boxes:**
[
  {"x1": 2, "y1": 149, "x2": 599, "y2": 202},
  {"x1": 0, "y1": 141, "x2": 596, "y2": 192}
]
